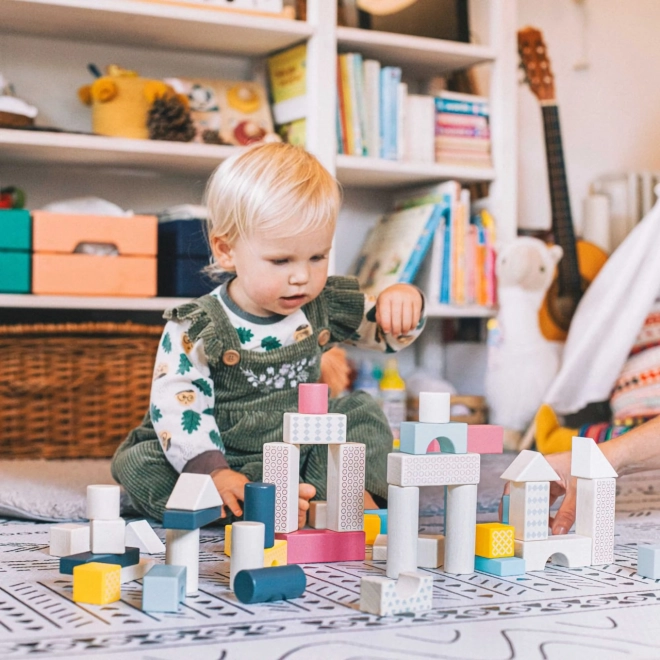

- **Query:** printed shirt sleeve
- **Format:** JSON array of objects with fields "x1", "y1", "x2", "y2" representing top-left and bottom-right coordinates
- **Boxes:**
[
  {"x1": 346, "y1": 288, "x2": 427, "y2": 353},
  {"x1": 150, "y1": 320, "x2": 227, "y2": 474}
]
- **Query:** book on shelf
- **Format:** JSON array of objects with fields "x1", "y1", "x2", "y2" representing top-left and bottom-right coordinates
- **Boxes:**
[
  {"x1": 434, "y1": 91, "x2": 489, "y2": 117},
  {"x1": 351, "y1": 203, "x2": 445, "y2": 296}
]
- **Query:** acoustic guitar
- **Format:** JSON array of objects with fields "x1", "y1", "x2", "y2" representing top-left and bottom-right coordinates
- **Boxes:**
[{"x1": 518, "y1": 27, "x2": 608, "y2": 341}]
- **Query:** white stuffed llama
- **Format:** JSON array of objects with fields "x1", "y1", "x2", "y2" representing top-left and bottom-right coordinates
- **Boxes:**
[{"x1": 485, "y1": 237, "x2": 564, "y2": 431}]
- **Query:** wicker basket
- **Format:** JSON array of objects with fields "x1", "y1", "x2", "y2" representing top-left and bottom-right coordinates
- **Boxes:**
[{"x1": 0, "y1": 322, "x2": 162, "y2": 459}]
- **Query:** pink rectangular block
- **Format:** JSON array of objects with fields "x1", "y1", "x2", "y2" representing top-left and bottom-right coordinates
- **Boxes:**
[
  {"x1": 274, "y1": 529, "x2": 365, "y2": 563},
  {"x1": 298, "y1": 384, "x2": 329, "y2": 414},
  {"x1": 467, "y1": 425, "x2": 503, "y2": 454}
]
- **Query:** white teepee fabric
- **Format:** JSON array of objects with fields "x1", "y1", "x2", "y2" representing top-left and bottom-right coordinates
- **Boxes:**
[{"x1": 544, "y1": 192, "x2": 660, "y2": 414}]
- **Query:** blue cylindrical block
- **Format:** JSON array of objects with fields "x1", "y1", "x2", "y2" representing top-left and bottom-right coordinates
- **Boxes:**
[
  {"x1": 234, "y1": 565, "x2": 306, "y2": 604},
  {"x1": 244, "y1": 482, "x2": 276, "y2": 548}
]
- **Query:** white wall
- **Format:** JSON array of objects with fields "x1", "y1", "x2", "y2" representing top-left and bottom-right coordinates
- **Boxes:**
[{"x1": 518, "y1": 0, "x2": 660, "y2": 233}]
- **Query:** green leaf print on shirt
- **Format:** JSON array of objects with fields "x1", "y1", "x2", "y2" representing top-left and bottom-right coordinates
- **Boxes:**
[
  {"x1": 177, "y1": 353, "x2": 193, "y2": 375},
  {"x1": 236, "y1": 327, "x2": 254, "y2": 344},
  {"x1": 261, "y1": 336, "x2": 282, "y2": 351},
  {"x1": 181, "y1": 409, "x2": 201, "y2": 434},
  {"x1": 210, "y1": 430, "x2": 225, "y2": 450},
  {"x1": 203, "y1": 407, "x2": 214, "y2": 415},
  {"x1": 162, "y1": 332, "x2": 172, "y2": 353},
  {"x1": 150, "y1": 404, "x2": 162, "y2": 423},
  {"x1": 192, "y1": 378, "x2": 213, "y2": 397}
]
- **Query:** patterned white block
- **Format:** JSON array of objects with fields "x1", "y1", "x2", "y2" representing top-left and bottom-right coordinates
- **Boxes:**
[
  {"x1": 359, "y1": 571, "x2": 433, "y2": 616},
  {"x1": 263, "y1": 442, "x2": 300, "y2": 533},
  {"x1": 283, "y1": 412, "x2": 347, "y2": 444},
  {"x1": 576, "y1": 477, "x2": 616, "y2": 565},
  {"x1": 514, "y1": 534, "x2": 592, "y2": 571},
  {"x1": 327, "y1": 443, "x2": 366, "y2": 532},
  {"x1": 387, "y1": 452, "x2": 480, "y2": 487},
  {"x1": 510, "y1": 481, "x2": 549, "y2": 541}
]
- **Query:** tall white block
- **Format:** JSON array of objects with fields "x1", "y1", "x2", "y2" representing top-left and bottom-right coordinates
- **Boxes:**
[
  {"x1": 509, "y1": 481, "x2": 549, "y2": 541},
  {"x1": 166, "y1": 527, "x2": 200, "y2": 595},
  {"x1": 327, "y1": 442, "x2": 365, "y2": 532},
  {"x1": 121, "y1": 557, "x2": 155, "y2": 584},
  {"x1": 86, "y1": 484, "x2": 120, "y2": 520},
  {"x1": 576, "y1": 477, "x2": 616, "y2": 565},
  {"x1": 263, "y1": 442, "x2": 300, "y2": 533},
  {"x1": 90, "y1": 518, "x2": 126, "y2": 554},
  {"x1": 514, "y1": 534, "x2": 592, "y2": 571},
  {"x1": 359, "y1": 571, "x2": 433, "y2": 616},
  {"x1": 387, "y1": 452, "x2": 480, "y2": 487},
  {"x1": 229, "y1": 521, "x2": 265, "y2": 590},
  {"x1": 165, "y1": 473, "x2": 222, "y2": 511},
  {"x1": 283, "y1": 412, "x2": 347, "y2": 444},
  {"x1": 444, "y1": 484, "x2": 477, "y2": 574},
  {"x1": 386, "y1": 484, "x2": 419, "y2": 579},
  {"x1": 571, "y1": 436, "x2": 618, "y2": 479},
  {"x1": 125, "y1": 520, "x2": 165, "y2": 554},
  {"x1": 49, "y1": 523, "x2": 90, "y2": 557},
  {"x1": 418, "y1": 392, "x2": 450, "y2": 424}
]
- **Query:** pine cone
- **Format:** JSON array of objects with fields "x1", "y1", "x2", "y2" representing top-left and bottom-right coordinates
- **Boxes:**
[{"x1": 147, "y1": 94, "x2": 195, "y2": 142}]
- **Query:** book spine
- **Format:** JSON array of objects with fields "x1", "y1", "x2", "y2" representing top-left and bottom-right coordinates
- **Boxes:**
[
  {"x1": 434, "y1": 97, "x2": 489, "y2": 117},
  {"x1": 398, "y1": 205, "x2": 444, "y2": 284},
  {"x1": 436, "y1": 112, "x2": 489, "y2": 128},
  {"x1": 380, "y1": 67, "x2": 400, "y2": 160},
  {"x1": 363, "y1": 59, "x2": 381, "y2": 158},
  {"x1": 353, "y1": 53, "x2": 368, "y2": 157},
  {"x1": 436, "y1": 124, "x2": 491, "y2": 138},
  {"x1": 396, "y1": 82, "x2": 408, "y2": 161},
  {"x1": 339, "y1": 55, "x2": 355, "y2": 155},
  {"x1": 440, "y1": 208, "x2": 452, "y2": 304},
  {"x1": 336, "y1": 56, "x2": 347, "y2": 154},
  {"x1": 347, "y1": 54, "x2": 363, "y2": 155}
]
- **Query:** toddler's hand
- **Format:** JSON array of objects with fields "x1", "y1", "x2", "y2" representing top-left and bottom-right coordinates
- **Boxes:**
[
  {"x1": 376, "y1": 284, "x2": 423, "y2": 336},
  {"x1": 298, "y1": 483, "x2": 316, "y2": 528},
  {"x1": 211, "y1": 468, "x2": 249, "y2": 518}
]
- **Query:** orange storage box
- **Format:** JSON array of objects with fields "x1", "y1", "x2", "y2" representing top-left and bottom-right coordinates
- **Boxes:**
[{"x1": 31, "y1": 212, "x2": 158, "y2": 297}]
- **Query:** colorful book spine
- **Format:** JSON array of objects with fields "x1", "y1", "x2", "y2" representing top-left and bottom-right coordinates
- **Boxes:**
[
  {"x1": 353, "y1": 53, "x2": 368, "y2": 157},
  {"x1": 435, "y1": 95, "x2": 489, "y2": 117},
  {"x1": 338, "y1": 55, "x2": 355, "y2": 155},
  {"x1": 336, "y1": 57, "x2": 347, "y2": 154},
  {"x1": 399, "y1": 204, "x2": 444, "y2": 284}
]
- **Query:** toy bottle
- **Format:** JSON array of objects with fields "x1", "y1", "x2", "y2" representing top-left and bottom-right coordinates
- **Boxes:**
[{"x1": 380, "y1": 358, "x2": 406, "y2": 445}]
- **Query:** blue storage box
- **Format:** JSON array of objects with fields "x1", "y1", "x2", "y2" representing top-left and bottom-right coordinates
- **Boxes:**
[{"x1": 0, "y1": 209, "x2": 31, "y2": 293}]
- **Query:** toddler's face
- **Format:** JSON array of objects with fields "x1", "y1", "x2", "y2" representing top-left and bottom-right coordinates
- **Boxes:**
[{"x1": 213, "y1": 223, "x2": 334, "y2": 317}]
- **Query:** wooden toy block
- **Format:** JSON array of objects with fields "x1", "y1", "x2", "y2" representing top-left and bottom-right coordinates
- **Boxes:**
[
  {"x1": 637, "y1": 545, "x2": 660, "y2": 578},
  {"x1": 90, "y1": 518, "x2": 126, "y2": 554},
  {"x1": 364, "y1": 514, "x2": 381, "y2": 545},
  {"x1": 387, "y1": 484, "x2": 419, "y2": 579},
  {"x1": 60, "y1": 547, "x2": 140, "y2": 575},
  {"x1": 387, "y1": 451, "x2": 480, "y2": 487},
  {"x1": 49, "y1": 523, "x2": 90, "y2": 557},
  {"x1": 571, "y1": 436, "x2": 618, "y2": 479},
  {"x1": 166, "y1": 527, "x2": 200, "y2": 595},
  {"x1": 365, "y1": 508, "x2": 388, "y2": 533},
  {"x1": 467, "y1": 425, "x2": 504, "y2": 454},
  {"x1": 399, "y1": 421, "x2": 467, "y2": 455},
  {"x1": 372, "y1": 533, "x2": 388, "y2": 561},
  {"x1": 359, "y1": 571, "x2": 433, "y2": 617},
  {"x1": 234, "y1": 565, "x2": 306, "y2": 604},
  {"x1": 371, "y1": 534, "x2": 444, "y2": 568},
  {"x1": 308, "y1": 501, "x2": 327, "y2": 529},
  {"x1": 142, "y1": 564, "x2": 186, "y2": 613},
  {"x1": 418, "y1": 391, "x2": 450, "y2": 424},
  {"x1": 274, "y1": 529, "x2": 365, "y2": 563},
  {"x1": 125, "y1": 520, "x2": 164, "y2": 554},
  {"x1": 283, "y1": 412, "x2": 347, "y2": 444},
  {"x1": 73, "y1": 562, "x2": 121, "y2": 605},
  {"x1": 263, "y1": 539, "x2": 288, "y2": 566},
  {"x1": 263, "y1": 442, "x2": 299, "y2": 533},
  {"x1": 576, "y1": 477, "x2": 616, "y2": 565},
  {"x1": 327, "y1": 442, "x2": 365, "y2": 532},
  {"x1": 86, "y1": 484, "x2": 120, "y2": 520},
  {"x1": 162, "y1": 506, "x2": 222, "y2": 530},
  {"x1": 121, "y1": 557, "x2": 155, "y2": 583},
  {"x1": 165, "y1": 473, "x2": 222, "y2": 511},
  {"x1": 475, "y1": 523, "x2": 515, "y2": 559},
  {"x1": 298, "y1": 383, "x2": 329, "y2": 414},
  {"x1": 230, "y1": 521, "x2": 265, "y2": 590},
  {"x1": 224, "y1": 524, "x2": 232, "y2": 556},
  {"x1": 444, "y1": 483, "x2": 477, "y2": 574},
  {"x1": 509, "y1": 481, "x2": 550, "y2": 541},
  {"x1": 514, "y1": 534, "x2": 592, "y2": 571},
  {"x1": 500, "y1": 450, "x2": 559, "y2": 482},
  {"x1": 475, "y1": 556, "x2": 526, "y2": 576},
  {"x1": 502, "y1": 494, "x2": 510, "y2": 525},
  {"x1": 244, "y1": 482, "x2": 276, "y2": 548}
]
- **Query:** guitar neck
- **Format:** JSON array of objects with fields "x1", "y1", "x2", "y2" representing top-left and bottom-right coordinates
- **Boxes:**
[{"x1": 541, "y1": 103, "x2": 581, "y2": 297}]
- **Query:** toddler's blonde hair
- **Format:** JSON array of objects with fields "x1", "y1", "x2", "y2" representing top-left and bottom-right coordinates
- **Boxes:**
[{"x1": 204, "y1": 143, "x2": 341, "y2": 254}]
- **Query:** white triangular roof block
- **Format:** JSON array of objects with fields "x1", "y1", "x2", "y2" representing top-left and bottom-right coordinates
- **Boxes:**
[
  {"x1": 125, "y1": 520, "x2": 165, "y2": 554},
  {"x1": 571, "y1": 436, "x2": 618, "y2": 478},
  {"x1": 500, "y1": 450, "x2": 560, "y2": 482},
  {"x1": 165, "y1": 473, "x2": 223, "y2": 511}
]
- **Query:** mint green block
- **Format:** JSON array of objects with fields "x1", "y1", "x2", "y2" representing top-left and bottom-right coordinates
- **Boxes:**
[
  {"x1": 0, "y1": 251, "x2": 30, "y2": 293},
  {"x1": 0, "y1": 210, "x2": 31, "y2": 250}
]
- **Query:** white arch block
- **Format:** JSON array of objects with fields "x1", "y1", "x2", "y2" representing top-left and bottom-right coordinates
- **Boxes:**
[
  {"x1": 509, "y1": 481, "x2": 549, "y2": 541},
  {"x1": 327, "y1": 443, "x2": 365, "y2": 532},
  {"x1": 86, "y1": 484, "x2": 120, "y2": 520},
  {"x1": 283, "y1": 412, "x2": 347, "y2": 444},
  {"x1": 125, "y1": 520, "x2": 165, "y2": 554},
  {"x1": 576, "y1": 477, "x2": 616, "y2": 565},
  {"x1": 359, "y1": 571, "x2": 433, "y2": 616},
  {"x1": 166, "y1": 527, "x2": 200, "y2": 595},
  {"x1": 229, "y1": 521, "x2": 265, "y2": 590},
  {"x1": 263, "y1": 442, "x2": 300, "y2": 533},
  {"x1": 371, "y1": 534, "x2": 444, "y2": 568},
  {"x1": 387, "y1": 452, "x2": 480, "y2": 487},
  {"x1": 418, "y1": 392, "x2": 450, "y2": 424},
  {"x1": 386, "y1": 485, "x2": 419, "y2": 579},
  {"x1": 444, "y1": 484, "x2": 477, "y2": 574},
  {"x1": 571, "y1": 436, "x2": 618, "y2": 479},
  {"x1": 165, "y1": 474, "x2": 222, "y2": 511},
  {"x1": 514, "y1": 534, "x2": 592, "y2": 571}
]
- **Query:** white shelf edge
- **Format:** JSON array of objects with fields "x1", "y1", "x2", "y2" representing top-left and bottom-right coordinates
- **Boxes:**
[
  {"x1": 425, "y1": 304, "x2": 496, "y2": 319},
  {"x1": 0, "y1": 293, "x2": 191, "y2": 311}
]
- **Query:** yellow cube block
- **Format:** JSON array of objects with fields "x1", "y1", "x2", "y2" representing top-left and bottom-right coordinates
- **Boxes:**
[
  {"x1": 224, "y1": 526, "x2": 287, "y2": 566},
  {"x1": 363, "y1": 513, "x2": 381, "y2": 545},
  {"x1": 224, "y1": 524, "x2": 232, "y2": 557},
  {"x1": 475, "y1": 523, "x2": 515, "y2": 558},
  {"x1": 73, "y1": 562, "x2": 121, "y2": 605}
]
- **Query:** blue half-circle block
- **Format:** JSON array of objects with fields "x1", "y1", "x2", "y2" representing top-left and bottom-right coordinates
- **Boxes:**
[
  {"x1": 244, "y1": 482, "x2": 276, "y2": 549},
  {"x1": 234, "y1": 564, "x2": 306, "y2": 604}
]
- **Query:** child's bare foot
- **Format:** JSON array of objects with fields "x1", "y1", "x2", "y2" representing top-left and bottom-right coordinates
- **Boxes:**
[{"x1": 298, "y1": 483, "x2": 316, "y2": 528}]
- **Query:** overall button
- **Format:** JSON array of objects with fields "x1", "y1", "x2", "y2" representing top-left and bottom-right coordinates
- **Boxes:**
[
  {"x1": 317, "y1": 329, "x2": 331, "y2": 347},
  {"x1": 222, "y1": 350, "x2": 241, "y2": 366}
]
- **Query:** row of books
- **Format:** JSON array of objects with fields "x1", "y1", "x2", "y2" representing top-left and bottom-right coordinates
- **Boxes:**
[{"x1": 352, "y1": 181, "x2": 496, "y2": 308}]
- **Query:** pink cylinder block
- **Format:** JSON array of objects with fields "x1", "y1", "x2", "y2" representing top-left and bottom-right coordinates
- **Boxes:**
[{"x1": 298, "y1": 383, "x2": 329, "y2": 414}]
